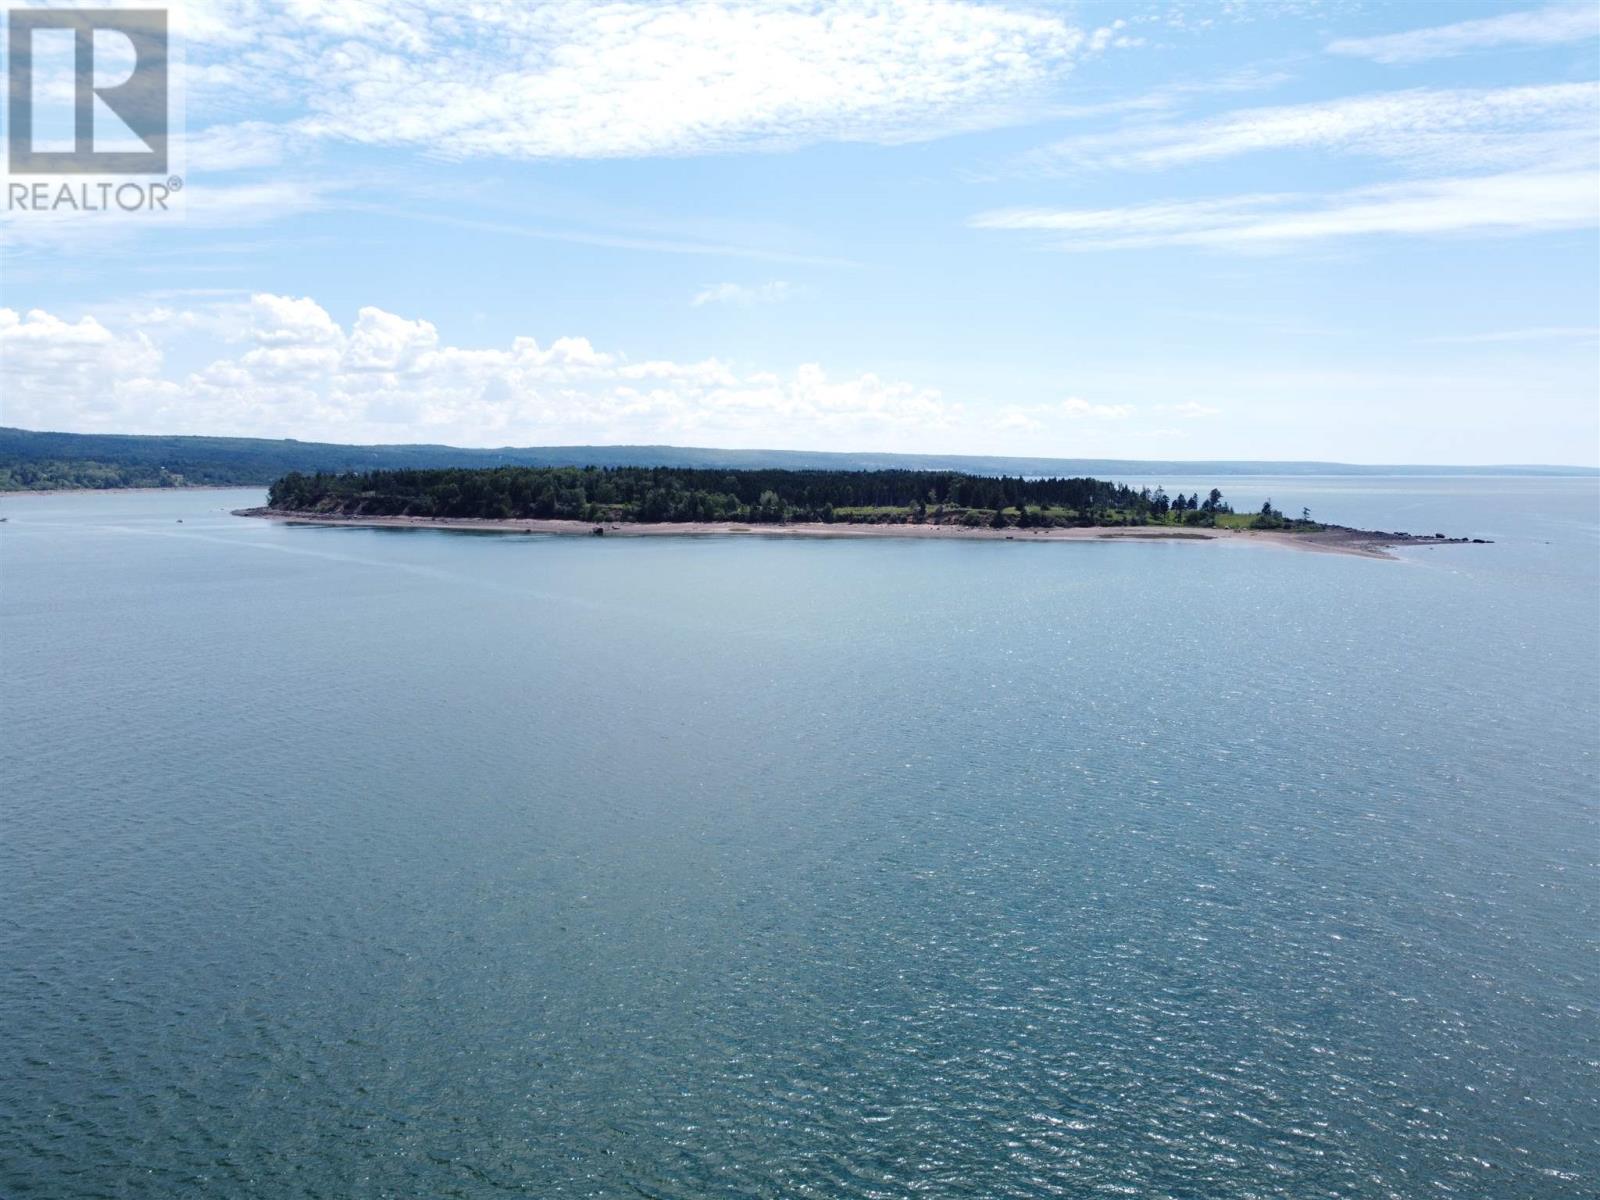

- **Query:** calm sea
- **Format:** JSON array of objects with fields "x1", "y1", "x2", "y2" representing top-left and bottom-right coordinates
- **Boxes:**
[{"x1": 2, "y1": 477, "x2": 1596, "y2": 1199}]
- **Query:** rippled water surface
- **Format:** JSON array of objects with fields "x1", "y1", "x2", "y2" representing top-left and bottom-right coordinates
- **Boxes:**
[{"x1": 2, "y1": 479, "x2": 1596, "y2": 1198}]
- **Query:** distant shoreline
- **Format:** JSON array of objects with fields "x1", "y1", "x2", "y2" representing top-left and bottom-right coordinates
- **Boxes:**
[
  {"x1": 5, "y1": 426, "x2": 1596, "y2": 483},
  {"x1": 1, "y1": 485, "x2": 256, "y2": 498},
  {"x1": 233, "y1": 507, "x2": 1486, "y2": 560}
]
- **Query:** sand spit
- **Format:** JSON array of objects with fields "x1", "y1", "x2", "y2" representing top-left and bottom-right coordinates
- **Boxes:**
[{"x1": 234, "y1": 508, "x2": 1492, "y2": 560}]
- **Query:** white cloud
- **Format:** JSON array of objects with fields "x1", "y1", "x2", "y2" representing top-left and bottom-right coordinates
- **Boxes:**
[
  {"x1": 691, "y1": 281, "x2": 793, "y2": 307},
  {"x1": 0, "y1": 308, "x2": 168, "y2": 427},
  {"x1": 1328, "y1": 3, "x2": 1600, "y2": 64},
  {"x1": 0, "y1": 307, "x2": 161, "y2": 384},
  {"x1": 173, "y1": 0, "x2": 1117, "y2": 161},
  {"x1": 0, "y1": 294, "x2": 975, "y2": 449},
  {"x1": 1423, "y1": 325, "x2": 1600, "y2": 344},
  {"x1": 1030, "y1": 82, "x2": 1600, "y2": 174},
  {"x1": 994, "y1": 408, "x2": 1045, "y2": 433},
  {"x1": 993, "y1": 396, "x2": 1134, "y2": 430},
  {"x1": 248, "y1": 293, "x2": 344, "y2": 347},
  {"x1": 1029, "y1": 65, "x2": 1293, "y2": 122},
  {"x1": 1160, "y1": 401, "x2": 1221, "y2": 418},
  {"x1": 183, "y1": 122, "x2": 297, "y2": 171},
  {"x1": 1061, "y1": 396, "x2": 1135, "y2": 419},
  {"x1": 970, "y1": 167, "x2": 1600, "y2": 251}
]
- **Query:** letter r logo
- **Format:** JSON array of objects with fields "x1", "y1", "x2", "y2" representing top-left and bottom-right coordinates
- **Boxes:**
[{"x1": 7, "y1": 8, "x2": 168, "y2": 174}]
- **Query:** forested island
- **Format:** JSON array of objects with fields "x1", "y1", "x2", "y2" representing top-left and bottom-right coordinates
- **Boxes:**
[
  {"x1": 227, "y1": 464, "x2": 1493, "y2": 555},
  {"x1": 244, "y1": 465, "x2": 1490, "y2": 558},
  {"x1": 263, "y1": 465, "x2": 1315, "y2": 531}
]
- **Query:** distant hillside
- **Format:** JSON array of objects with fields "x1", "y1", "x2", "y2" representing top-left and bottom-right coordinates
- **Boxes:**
[{"x1": 1, "y1": 426, "x2": 1594, "y2": 492}]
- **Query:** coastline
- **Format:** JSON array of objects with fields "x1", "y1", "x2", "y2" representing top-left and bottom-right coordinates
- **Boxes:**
[
  {"x1": 232, "y1": 507, "x2": 1483, "y2": 560},
  {"x1": 2, "y1": 485, "x2": 256, "y2": 498}
]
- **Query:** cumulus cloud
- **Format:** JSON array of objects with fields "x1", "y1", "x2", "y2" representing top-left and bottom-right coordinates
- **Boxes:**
[
  {"x1": 0, "y1": 308, "x2": 172, "y2": 427},
  {"x1": 1327, "y1": 3, "x2": 1600, "y2": 64},
  {"x1": 0, "y1": 308, "x2": 159, "y2": 386},
  {"x1": 0, "y1": 294, "x2": 976, "y2": 449}
]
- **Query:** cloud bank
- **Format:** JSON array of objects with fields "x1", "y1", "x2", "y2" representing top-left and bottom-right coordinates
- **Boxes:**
[{"x1": 2, "y1": 295, "x2": 983, "y2": 450}]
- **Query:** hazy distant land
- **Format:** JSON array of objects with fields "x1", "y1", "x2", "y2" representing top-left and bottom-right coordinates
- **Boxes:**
[{"x1": 3, "y1": 426, "x2": 1594, "y2": 493}]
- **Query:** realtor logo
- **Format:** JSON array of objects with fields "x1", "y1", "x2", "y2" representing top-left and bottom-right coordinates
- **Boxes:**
[{"x1": 7, "y1": 8, "x2": 169, "y2": 174}]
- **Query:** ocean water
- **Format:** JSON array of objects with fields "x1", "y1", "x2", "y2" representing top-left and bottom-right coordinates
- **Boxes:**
[{"x1": 1, "y1": 478, "x2": 1596, "y2": 1199}]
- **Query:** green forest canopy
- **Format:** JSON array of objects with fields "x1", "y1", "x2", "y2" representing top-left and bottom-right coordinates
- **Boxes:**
[{"x1": 267, "y1": 465, "x2": 1315, "y2": 530}]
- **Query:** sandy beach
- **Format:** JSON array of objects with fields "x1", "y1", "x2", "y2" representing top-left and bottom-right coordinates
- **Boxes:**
[{"x1": 233, "y1": 507, "x2": 1483, "y2": 560}]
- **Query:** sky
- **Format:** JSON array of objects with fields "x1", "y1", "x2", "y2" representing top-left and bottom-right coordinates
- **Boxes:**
[{"x1": 1, "y1": 0, "x2": 1597, "y2": 465}]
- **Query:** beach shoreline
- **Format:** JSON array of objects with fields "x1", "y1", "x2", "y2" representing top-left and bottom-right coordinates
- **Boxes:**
[{"x1": 232, "y1": 507, "x2": 1486, "y2": 559}]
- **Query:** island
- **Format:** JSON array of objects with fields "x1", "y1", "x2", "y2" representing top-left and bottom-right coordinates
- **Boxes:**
[{"x1": 234, "y1": 466, "x2": 1487, "y2": 559}]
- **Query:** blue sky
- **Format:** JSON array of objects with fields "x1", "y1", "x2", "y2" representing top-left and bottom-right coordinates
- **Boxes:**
[{"x1": 2, "y1": 0, "x2": 1597, "y2": 464}]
